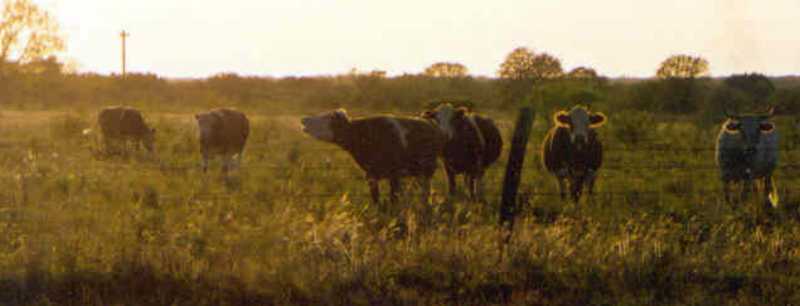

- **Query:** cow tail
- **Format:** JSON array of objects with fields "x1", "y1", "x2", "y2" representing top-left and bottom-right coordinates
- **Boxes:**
[{"x1": 768, "y1": 178, "x2": 780, "y2": 208}]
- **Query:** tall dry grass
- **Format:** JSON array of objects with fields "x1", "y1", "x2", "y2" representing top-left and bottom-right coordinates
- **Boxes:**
[{"x1": 0, "y1": 108, "x2": 799, "y2": 305}]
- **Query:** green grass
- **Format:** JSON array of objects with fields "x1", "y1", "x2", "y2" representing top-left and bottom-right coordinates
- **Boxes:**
[{"x1": 1, "y1": 107, "x2": 800, "y2": 305}]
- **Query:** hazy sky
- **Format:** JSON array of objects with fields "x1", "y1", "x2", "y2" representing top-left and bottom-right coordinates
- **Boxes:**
[{"x1": 35, "y1": 0, "x2": 800, "y2": 78}]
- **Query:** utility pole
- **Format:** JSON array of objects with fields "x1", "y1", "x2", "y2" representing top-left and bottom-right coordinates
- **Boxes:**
[{"x1": 120, "y1": 30, "x2": 129, "y2": 76}]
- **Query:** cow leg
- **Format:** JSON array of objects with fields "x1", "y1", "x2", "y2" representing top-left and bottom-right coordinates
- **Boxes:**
[
  {"x1": 103, "y1": 137, "x2": 113, "y2": 154},
  {"x1": 556, "y1": 177, "x2": 567, "y2": 200},
  {"x1": 586, "y1": 170, "x2": 597, "y2": 196},
  {"x1": 368, "y1": 178, "x2": 380, "y2": 206},
  {"x1": 464, "y1": 175, "x2": 475, "y2": 201},
  {"x1": 418, "y1": 176, "x2": 432, "y2": 205},
  {"x1": 722, "y1": 180, "x2": 732, "y2": 204},
  {"x1": 741, "y1": 179, "x2": 753, "y2": 201},
  {"x1": 445, "y1": 167, "x2": 457, "y2": 197},
  {"x1": 201, "y1": 150, "x2": 209, "y2": 173},
  {"x1": 389, "y1": 178, "x2": 402, "y2": 205},
  {"x1": 475, "y1": 172, "x2": 486, "y2": 204},
  {"x1": 570, "y1": 176, "x2": 584, "y2": 203},
  {"x1": 222, "y1": 155, "x2": 233, "y2": 175}
]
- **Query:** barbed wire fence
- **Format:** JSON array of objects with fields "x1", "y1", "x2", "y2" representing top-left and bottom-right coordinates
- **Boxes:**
[{"x1": 2, "y1": 141, "x2": 800, "y2": 204}]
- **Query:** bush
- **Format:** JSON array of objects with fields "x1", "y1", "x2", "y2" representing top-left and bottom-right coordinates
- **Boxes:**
[
  {"x1": 609, "y1": 110, "x2": 656, "y2": 145},
  {"x1": 528, "y1": 79, "x2": 605, "y2": 112}
]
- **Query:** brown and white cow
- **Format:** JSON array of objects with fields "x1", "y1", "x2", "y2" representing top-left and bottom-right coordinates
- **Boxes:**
[
  {"x1": 421, "y1": 104, "x2": 503, "y2": 202},
  {"x1": 195, "y1": 108, "x2": 250, "y2": 173},
  {"x1": 541, "y1": 105, "x2": 607, "y2": 202},
  {"x1": 301, "y1": 109, "x2": 445, "y2": 205},
  {"x1": 97, "y1": 106, "x2": 156, "y2": 153}
]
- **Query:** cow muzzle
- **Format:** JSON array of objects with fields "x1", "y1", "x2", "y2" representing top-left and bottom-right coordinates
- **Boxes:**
[
  {"x1": 744, "y1": 146, "x2": 757, "y2": 156},
  {"x1": 572, "y1": 135, "x2": 588, "y2": 149}
]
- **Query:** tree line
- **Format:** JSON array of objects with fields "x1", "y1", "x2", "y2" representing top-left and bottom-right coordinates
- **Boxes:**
[{"x1": 1, "y1": 0, "x2": 800, "y2": 123}]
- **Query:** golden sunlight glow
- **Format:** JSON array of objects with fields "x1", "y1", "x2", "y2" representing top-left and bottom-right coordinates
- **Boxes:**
[{"x1": 33, "y1": 0, "x2": 800, "y2": 77}]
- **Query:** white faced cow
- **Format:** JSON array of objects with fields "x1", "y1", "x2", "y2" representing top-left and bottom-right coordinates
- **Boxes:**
[
  {"x1": 421, "y1": 104, "x2": 503, "y2": 202},
  {"x1": 301, "y1": 109, "x2": 445, "y2": 205}
]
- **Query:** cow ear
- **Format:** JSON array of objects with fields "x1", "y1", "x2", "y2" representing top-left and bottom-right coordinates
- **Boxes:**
[
  {"x1": 589, "y1": 112, "x2": 607, "y2": 128},
  {"x1": 151, "y1": 128, "x2": 156, "y2": 134},
  {"x1": 554, "y1": 111, "x2": 570, "y2": 127},
  {"x1": 456, "y1": 107, "x2": 468, "y2": 118},
  {"x1": 725, "y1": 121, "x2": 740, "y2": 134},
  {"x1": 194, "y1": 114, "x2": 200, "y2": 121},
  {"x1": 334, "y1": 108, "x2": 350, "y2": 122},
  {"x1": 760, "y1": 122, "x2": 775, "y2": 133},
  {"x1": 420, "y1": 110, "x2": 435, "y2": 118}
]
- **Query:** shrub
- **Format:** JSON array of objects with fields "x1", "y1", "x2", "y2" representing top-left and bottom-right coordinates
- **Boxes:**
[{"x1": 609, "y1": 110, "x2": 656, "y2": 145}]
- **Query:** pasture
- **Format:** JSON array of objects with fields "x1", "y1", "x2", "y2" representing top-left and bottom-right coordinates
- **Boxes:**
[{"x1": 1, "y1": 106, "x2": 800, "y2": 305}]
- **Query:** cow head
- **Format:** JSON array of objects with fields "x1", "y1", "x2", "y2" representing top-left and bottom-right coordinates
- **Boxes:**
[
  {"x1": 554, "y1": 106, "x2": 607, "y2": 149},
  {"x1": 722, "y1": 106, "x2": 776, "y2": 157},
  {"x1": 420, "y1": 103, "x2": 467, "y2": 140},
  {"x1": 195, "y1": 112, "x2": 218, "y2": 143},
  {"x1": 301, "y1": 109, "x2": 350, "y2": 143}
]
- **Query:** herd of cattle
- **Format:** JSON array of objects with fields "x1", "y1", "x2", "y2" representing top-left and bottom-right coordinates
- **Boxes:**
[{"x1": 96, "y1": 103, "x2": 781, "y2": 207}]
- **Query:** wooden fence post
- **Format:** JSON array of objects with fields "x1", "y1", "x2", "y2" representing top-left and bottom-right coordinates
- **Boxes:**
[{"x1": 498, "y1": 107, "x2": 535, "y2": 258}]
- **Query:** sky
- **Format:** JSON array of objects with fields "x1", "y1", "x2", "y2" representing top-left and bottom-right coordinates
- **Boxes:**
[{"x1": 32, "y1": 0, "x2": 800, "y2": 78}]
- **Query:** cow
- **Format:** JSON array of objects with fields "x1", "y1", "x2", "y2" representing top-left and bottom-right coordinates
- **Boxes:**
[
  {"x1": 301, "y1": 109, "x2": 445, "y2": 205},
  {"x1": 715, "y1": 107, "x2": 779, "y2": 206},
  {"x1": 195, "y1": 108, "x2": 250, "y2": 173},
  {"x1": 97, "y1": 106, "x2": 155, "y2": 154},
  {"x1": 541, "y1": 105, "x2": 607, "y2": 202},
  {"x1": 421, "y1": 104, "x2": 503, "y2": 202}
]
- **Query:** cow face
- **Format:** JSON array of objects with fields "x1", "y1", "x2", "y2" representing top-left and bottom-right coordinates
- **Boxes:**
[
  {"x1": 554, "y1": 106, "x2": 606, "y2": 149},
  {"x1": 722, "y1": 107, "x2": 776, "y2": 157},
  {"x1": 301, "y1": 109, "x2": 350, "y2": 143},
  {"x1": 420, "y1": 103, "x2": 465, "y2": 140},
  {"x1": 195, "y1": 113, "x2": 217, "y2": 142}
]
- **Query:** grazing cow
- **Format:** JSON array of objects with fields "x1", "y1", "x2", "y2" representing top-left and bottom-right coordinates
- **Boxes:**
[
  {"x1": 301, "y1": 109, "x2": 445, "y2": 205},
  {"x1": 541, "y1": 106, "x2": 607, "y2": 202},
  {"x1": 715, "y1": 107, "x2": 779, "y2": 206},
  {"x1": 421, "y1": 104, "x2": 503, "y2": 202},
  {"x1": 97, "y1": 106, "x2": 155, "y2": 153},
  {"x1": 195, "y1": 108, "x2": 250, "y2": 173}
]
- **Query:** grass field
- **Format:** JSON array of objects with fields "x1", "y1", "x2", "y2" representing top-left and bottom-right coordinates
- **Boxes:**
[{"x1": 1, "y1": 106, "x2": 800, "y2": 305}]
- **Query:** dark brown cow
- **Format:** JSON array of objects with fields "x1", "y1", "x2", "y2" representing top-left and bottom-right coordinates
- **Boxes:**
[
  {"x1": 195, "y1": 108, "x2": 250, "y2": 173},
  {"x1": 422, "y1": 104, "x2": 503, "y2": 202},
  {"x1": 97, "y1": 106, "x2": 155, "y2": 153},
  {"x1": 541, "y1": 106, "x2": 606, "y2": 202},
  {"x1": 301, "y1": 109, "x2": 445, "y2": 205}
]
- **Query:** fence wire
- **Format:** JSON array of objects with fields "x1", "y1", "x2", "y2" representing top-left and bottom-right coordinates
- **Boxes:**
[{"x1": 2, "y1": 141, "x2": 800, "y2": 204}]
